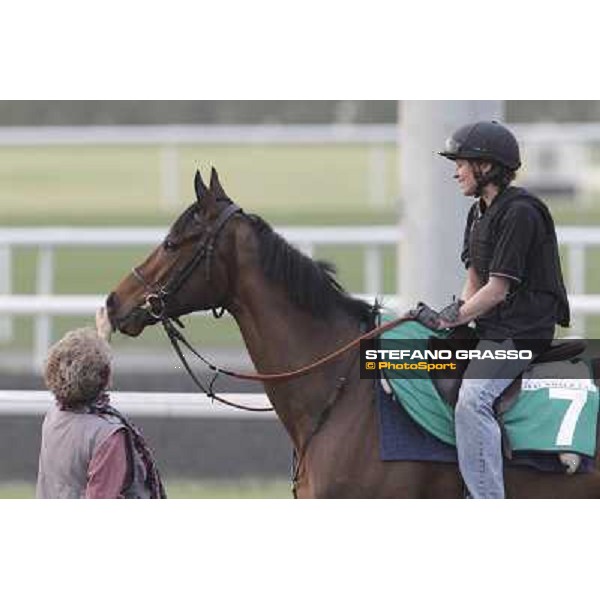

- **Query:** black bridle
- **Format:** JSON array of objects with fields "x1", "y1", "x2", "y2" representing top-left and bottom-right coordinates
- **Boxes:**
[
  {"x1": 131, "y1": 201, "x2": 242, "y2": 321},
  {"x1": 130, "y1": 200, "x2": 274, "y2": 413}
]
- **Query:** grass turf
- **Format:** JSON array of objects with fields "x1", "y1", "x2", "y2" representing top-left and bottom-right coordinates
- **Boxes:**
[{"x1": 0, "y1": 479, "x2": 293, "y2": 499}]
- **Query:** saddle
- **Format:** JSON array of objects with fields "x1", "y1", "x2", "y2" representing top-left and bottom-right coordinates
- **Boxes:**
[
  {"x1": 428, "y1": 327, "x2": 589, "y2": 458},
  {"x1": 429, "y1": 327, "x2": 587, "y2": 409}
]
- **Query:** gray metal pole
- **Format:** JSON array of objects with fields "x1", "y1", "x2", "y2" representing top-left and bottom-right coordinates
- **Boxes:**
[{"x1": 398, "y1": 100, "x2": 503, "y2": 311}]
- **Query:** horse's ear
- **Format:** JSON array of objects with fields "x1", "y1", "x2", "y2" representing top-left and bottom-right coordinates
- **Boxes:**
[
  {"x1": 194, "y1": 169, "x2": 208, "y2": 202},
  {"x1": 209, "y1": 167, "x2": 228, "y2": 199}
]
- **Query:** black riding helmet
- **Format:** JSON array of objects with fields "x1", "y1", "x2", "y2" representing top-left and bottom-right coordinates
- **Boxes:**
[{"x1": 439, "y1": 121, "x2": 521, "y2": 170}]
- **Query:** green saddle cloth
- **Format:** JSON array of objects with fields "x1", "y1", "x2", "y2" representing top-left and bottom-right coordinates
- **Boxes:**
[{"x1": 380, "y1": 315, "x2": 600, "y2": 457}]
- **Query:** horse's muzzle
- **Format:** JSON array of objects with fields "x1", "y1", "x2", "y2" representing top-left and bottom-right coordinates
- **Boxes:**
[{"x1": 106, "y1": 291, "x2": 157, "y2": 337}]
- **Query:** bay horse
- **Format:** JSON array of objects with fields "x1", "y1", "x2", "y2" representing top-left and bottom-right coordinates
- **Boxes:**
[{"x1": 107, "y1": 168, "x2": 600, "y2": 498}]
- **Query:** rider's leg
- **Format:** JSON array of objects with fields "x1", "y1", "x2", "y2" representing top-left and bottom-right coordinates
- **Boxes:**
[{"x1": 454, "y1": 339, "x2": 533, "y2": 499}]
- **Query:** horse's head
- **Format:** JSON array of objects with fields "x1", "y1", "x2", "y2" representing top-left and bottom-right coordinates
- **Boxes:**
[{"x1": 107, "y1": 168, "x2": 243, "y2": 336}]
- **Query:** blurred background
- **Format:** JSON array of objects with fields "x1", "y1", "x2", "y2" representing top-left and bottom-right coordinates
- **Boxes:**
[{"x1": 1, "y1": 100, "x2": 599, "y2": 498}]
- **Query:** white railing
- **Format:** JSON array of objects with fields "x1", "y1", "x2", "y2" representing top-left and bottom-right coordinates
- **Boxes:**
[
  {"x1": 0, "y1": 223, "x2": 595, "y2": 294},
  {"x1": 0, "y1": 390, "x2": 274, "y2": 418},
  {"x1": 0, "y1": 226, "x2": 400, "y2": 368},
  {"x1": 4, "y1": 121, "x2": 600, "y2": 146},
  {"x1": 0, "y1": 124, "x2": 398, "y2": 146},
  {"x1": 5, "y1": 122, "x2": 600, "y2": 146},
  {"x1": 0, "y1": 224, "x2": 400, "y2": 295},
  {"x1": 1, "y1": 225, "x2": 600, "y2": 367}
]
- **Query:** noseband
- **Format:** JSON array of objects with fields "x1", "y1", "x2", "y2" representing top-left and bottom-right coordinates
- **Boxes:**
[{"x1": 132, "y1": 202, "x2": 242, "y2": 320}]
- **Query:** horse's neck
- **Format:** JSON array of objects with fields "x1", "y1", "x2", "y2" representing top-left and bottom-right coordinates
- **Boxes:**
[{"x1": 228, "y1": 276, "x2": 361, "y2": 449}]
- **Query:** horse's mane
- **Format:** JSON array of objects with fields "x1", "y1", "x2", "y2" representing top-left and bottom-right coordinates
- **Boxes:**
[{"x1": 248, "y1": 214, "x2": 375, "y2": 322}]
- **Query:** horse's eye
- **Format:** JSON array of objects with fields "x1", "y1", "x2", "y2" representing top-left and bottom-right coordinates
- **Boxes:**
[{"x1": 163, "y1": 240, "x2": 177, "y2": 251}]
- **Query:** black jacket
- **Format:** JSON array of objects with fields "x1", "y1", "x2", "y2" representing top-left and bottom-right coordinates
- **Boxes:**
[{"x1": 462, "y1": 186, "x2": 570, "y2": 338}]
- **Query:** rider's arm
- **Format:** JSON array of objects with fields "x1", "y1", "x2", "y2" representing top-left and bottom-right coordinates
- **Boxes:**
[
  {"x1": 441, "y1": 275, "x2": 510, "y2": 327},
  {"x1": 461, "y1": 266, "x2": 482, "y2": 302}
]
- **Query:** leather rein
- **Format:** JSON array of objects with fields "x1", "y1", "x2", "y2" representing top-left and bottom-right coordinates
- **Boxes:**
[{"x1": 131, "y1": 200, "x2": 410, "y2": 411}]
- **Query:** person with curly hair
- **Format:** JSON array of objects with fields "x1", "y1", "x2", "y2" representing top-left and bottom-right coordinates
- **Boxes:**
[{"x1": 36, "y1": 308, "x2": 166, "y2": 499}]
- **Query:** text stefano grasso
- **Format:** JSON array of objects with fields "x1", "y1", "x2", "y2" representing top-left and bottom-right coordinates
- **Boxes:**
[{"x1": 364, "y1": 349, "x2": 533, "y2": 361}]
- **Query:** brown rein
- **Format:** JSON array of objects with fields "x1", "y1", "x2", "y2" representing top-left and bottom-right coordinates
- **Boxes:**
[{"x1": 165, "y1": 311, "x2": 412, "y2": 383}]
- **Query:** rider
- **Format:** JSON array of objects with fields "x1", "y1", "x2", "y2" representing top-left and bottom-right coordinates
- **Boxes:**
[
  {"x1": 436, "y1": 120, "x2": 570, "y2": 498},
  {"x1": 37, "y1": 307, "x2": 166, "y2": 499}
]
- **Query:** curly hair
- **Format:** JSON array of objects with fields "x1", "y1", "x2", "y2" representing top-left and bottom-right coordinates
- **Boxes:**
[
  {"x1": 44, "y1": 328, "x2": 112, "y2": 409},
  {"x1": 471, "y1": 160, "x2": 517, "y2": 195}
]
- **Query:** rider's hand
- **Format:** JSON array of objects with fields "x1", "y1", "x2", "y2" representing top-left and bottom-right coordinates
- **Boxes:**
[
  {"x1": 410, "y1": 302, "x2": 443, "y2": 330},
  {"x1": 437, "y1": 299, "x2": 465, "y2": 329},
  {"x1": 96, "y1": 306, "x2": 113, "y2": 341}
]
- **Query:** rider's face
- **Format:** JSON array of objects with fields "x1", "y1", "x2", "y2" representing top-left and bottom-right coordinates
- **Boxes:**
[{"x1": 453, "y1": 159, "x2": 477, "y2": 196}]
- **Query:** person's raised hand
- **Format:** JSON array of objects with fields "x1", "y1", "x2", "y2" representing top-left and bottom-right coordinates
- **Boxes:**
[{"x1": 95, "y1": 306, "x2": 113, "y2": 341}]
